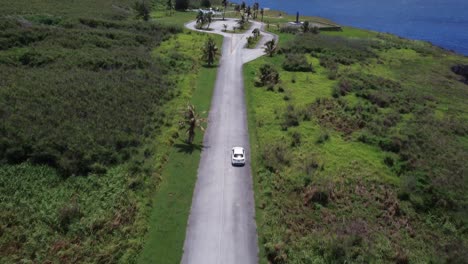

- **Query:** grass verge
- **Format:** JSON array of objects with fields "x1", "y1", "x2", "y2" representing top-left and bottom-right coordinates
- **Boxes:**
[{"x1": 137, "y1": 26, "x2": 223, "y2": 264}]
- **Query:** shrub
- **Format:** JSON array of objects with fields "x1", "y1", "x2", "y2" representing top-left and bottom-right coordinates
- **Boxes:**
[
  {"x1": 255, "y1": 64, "x2": 280, "y2": 87},
  {"x1": 290, "y1": 131, "x2": 301, "y2": 147},
  {"x1": 383, "y1": 156, "x2": 395, "y2": 167},
  {"x1": 247, "y1": 36, "x2": 255, "y2": 46},
  {"x1": 175, "y1": 0, "x2": 189, "y2": 10},
  {"x1": 309, "y1": 98, "x2": 361, "y2": 134},
  {"x1": 304, "y1": 186, "x2": 329, "y2": 206},
  {"x1": 200, "y1": 0, "x2": 211, "y2": 8},
  {"x1": 378, "y1": 137, "x2": 403, "y2": 153},
  {"x1": 334, "y1": 78, "x2": 353, "y2": 96},
  {"x1": 281, "y1": 105, "x2": 300, "y2": 131},
  {"x1": 134, "y1": 0, "x2": 150, "y2": 21},
  {"x1": 279, "y1": 26, "x2": 299, "y2": 34},
  {"x1": 57, "y1": 199, "x2": 82, "y2": 233},
  {"x1": 282, "y1": 53, "x2": 314, "y2": 72},
  {"x1": 303, "y1": 158, "x2": 319, "y2": 176},
  {"x1": 316, "y1": 132, "x2": 330, "y2": 144},
  {"x1": 451, "y1": 64, "x2": 468, "y2": 84},
  {"x1": 262, "y1": 142, "x2": 290, "y2": 172}
]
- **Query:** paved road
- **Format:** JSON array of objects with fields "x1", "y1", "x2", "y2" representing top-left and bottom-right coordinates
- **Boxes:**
[{"x1": 181, "y1": 19, "x2": 276, "y2": 264}]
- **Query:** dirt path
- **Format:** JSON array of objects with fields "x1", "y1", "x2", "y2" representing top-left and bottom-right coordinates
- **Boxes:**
[{"x1": 181, "y1": 19, "x2": 276, "y2": 264}]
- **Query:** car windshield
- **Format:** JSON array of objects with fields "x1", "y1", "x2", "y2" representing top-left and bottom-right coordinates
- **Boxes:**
[{"x1": 234, "y1": 154, "x2": 243, "y2": 158}]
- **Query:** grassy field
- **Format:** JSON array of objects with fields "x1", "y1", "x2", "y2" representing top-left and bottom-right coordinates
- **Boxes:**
[
  {"x1": 245, "y1": 27, "x2": 468, "y2": 263},
  {"x1": 261, "y1": 9, "x2": 340, "y2": 28}
]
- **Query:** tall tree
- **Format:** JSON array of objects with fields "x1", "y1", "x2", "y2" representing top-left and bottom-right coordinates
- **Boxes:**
[
  {"x1": 222, "y1": 0, "x2": 228, "y2": 20},
  {"x1": 166, "y1": 0, "x2": 173, "y2": 15},
  {"x1": 302, "y1": 21, "x2": 310, "y2": 33},
  {"x1": 234, "y1": 4, "x2": 240, "y2": 14},
  {"x1": 205, "y1": 12, "x2": 213, "y2": 29},
  {"x1": 196, "y1": 10, "x2": 205, "y2": 24},
  {"x1": 253, "y1": 2, "x2": 259, "y2": 20},
  {"x1": 252, "y1": 28, "x2": 260, "y2": 38},
  {"x1": 175, "y1": 0, "x2": 189, "y2": 10},
  {"x1": 260, "y1": 8, "x2": 264, "y2": 22},
  {"x1": 202, "y1": 37, "x2": 219, "y2": 66},
  {"x1": 240, "y1": 1, "x2": 246, "y2": 10},
  {"x1": 264, "y1": 39, "x2": 276, "y2": 57},
  {"x1": 201, "y1": 0, "x2": 211, "y2": 8},
  {"x1": 237, "y1": 14, "x2": 246, "y2": 29},
  {"x1": 311, "y1": 26, "x2": 320, "y2": 34},
  {"x1": 246, "y1": 6, "x2": 251, "y2": 21},
  {"x1": 134, "y1": 0, "x2": 150, "y2": 21},
  {"x1": 180, "y1": 104, "x2": 206, "y2": 144}
]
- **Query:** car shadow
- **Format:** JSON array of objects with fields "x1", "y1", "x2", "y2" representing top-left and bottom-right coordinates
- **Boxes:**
[{"x1": 173, "y1": 142, "x2": 204, "y2": 154}]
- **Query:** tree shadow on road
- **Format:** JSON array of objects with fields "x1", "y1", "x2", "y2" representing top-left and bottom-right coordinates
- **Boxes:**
[
  {"x1": 202, "y1": 64, "x2": 219, "y2": 69},
  {"x1": 173, "y1": 142, "x2": 204, "y2": 154}
]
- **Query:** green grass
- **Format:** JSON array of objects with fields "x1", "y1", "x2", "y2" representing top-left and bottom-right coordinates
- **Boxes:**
[
  {"x1": 138, "y1": 25, "x2": 223, "y2": 264},
  {"x1": 322, "y1": 26, "x2": 379, "y2": 38},
  {"x1": 0, "y1": 164, "x2": 146, "y2": 263},
  {"x1": 261, "y1": 9, "x2": 339, "y2": 27},
  {"x1": 245, "y1": 25, "x2": 468, "y2": 263},
  {"x1": 152, "y1": 10, "x2": 196, "y2": 26},
  {"x1": 137, "y1": 67, "x2": 218, "y2": 264}
]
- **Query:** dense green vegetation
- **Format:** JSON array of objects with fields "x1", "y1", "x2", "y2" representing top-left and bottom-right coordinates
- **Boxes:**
[
  {"x1": 246, "y1": 26, "x2": 468, "y2": 263},
  {"x1": 0, "y1": 1, "x2": 180, "y2": 176},
  {"x1": 0, "y1": 0, "x2": 217, "y2": 263}
]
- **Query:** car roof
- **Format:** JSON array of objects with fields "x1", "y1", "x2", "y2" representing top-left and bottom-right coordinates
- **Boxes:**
[{"x1": 232, "y1": 147, "x2": 244, "y2": 154}]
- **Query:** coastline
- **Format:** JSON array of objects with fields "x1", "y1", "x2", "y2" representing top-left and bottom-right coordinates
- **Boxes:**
[{"x1": 260, "y1": 2, "x2": 468, "y2": 56}]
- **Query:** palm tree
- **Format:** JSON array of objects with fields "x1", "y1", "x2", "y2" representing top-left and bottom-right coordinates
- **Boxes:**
[
  {"x1": 253, "y1": 2, "x2": 259, "y2": 20},
  {"x1": 234, "y1": 4, "x2": 240, "y2": 15},
  {"x1": 252, "y1": 28, "x2": 260, "y2": 39},
  {"x1": 222, "y1": 0, "x2": 228, "y2": 20},
  {"x1": 311, "y1": 26, "x2": 320, "y2": 34},
  {"x1": 202, "y1": 37, "x2": 219, "y2": 66},
  {"x1": 237, "y1": 14, "x2": 246, "y2": 29},
  {"x1": 264, "y1": 39, "x2": 276, "y2": 57},
  {"x1": 246, "y1": 6, "x2": 251, "y2": 21},
  {"x1": 196, "y1": 10, "x2": 204, "y2": 24},
  {"x1": 134, "y1": 1, "x2": 150, "y2": 21},
  {"x1": 302, "y1": 21, "x2": 310, "y2": 33},
  {"x1": 166, "y1": 0, "x2": 173, "y2": 15},
  {"x1": 180, "y1": 104, "x2": 206, "y2": 145},
  {"x1": 205, "y1": 12, "x2": 212, "y2": 29}
]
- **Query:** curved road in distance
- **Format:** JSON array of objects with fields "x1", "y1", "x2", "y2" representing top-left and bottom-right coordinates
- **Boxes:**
[{"x1": 182, "y1": 19, "x2": 276, "y2": 264}]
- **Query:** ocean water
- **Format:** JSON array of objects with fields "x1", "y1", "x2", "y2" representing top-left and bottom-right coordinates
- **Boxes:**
[{"x1": 259, "y1": 0, "x2": 468, "y2": 56}]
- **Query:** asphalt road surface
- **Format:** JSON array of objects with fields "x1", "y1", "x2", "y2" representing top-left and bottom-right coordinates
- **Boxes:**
[{"x1": 181, "y1": 19, "x2": 276, "y2": 264}]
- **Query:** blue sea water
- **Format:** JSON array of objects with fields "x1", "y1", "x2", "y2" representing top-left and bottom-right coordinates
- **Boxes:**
[{"x1": 258, "y1": 0, "x2": 468, "y2": 56}]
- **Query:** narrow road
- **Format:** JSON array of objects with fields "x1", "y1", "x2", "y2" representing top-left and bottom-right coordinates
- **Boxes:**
[{"x1": 181, "y1": 19, "x2": 276, "y2": 264}]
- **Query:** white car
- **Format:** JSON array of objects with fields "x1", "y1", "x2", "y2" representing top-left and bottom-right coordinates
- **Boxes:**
[{"x1": 231, "y1": 147, "x2": 246, "y2": 166}]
